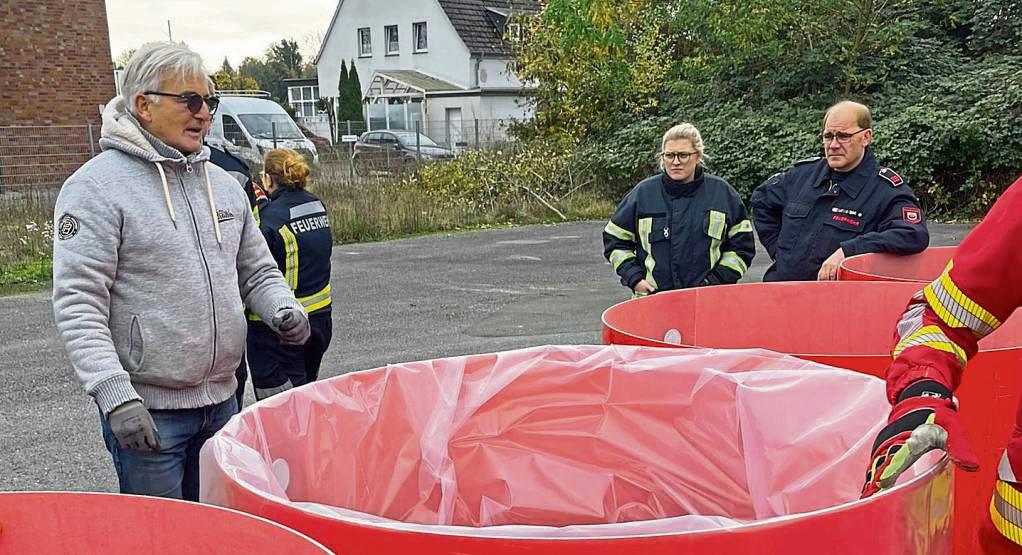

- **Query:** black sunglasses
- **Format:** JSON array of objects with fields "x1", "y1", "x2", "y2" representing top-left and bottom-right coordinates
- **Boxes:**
[{"x1": 144, "y1": 91, "x2": 220, "y2": 115}]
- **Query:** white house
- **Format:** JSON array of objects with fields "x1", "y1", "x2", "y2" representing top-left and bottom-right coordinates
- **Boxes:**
[{"x1": 315, "y1": 0, "x2": 537, "y2": 147}]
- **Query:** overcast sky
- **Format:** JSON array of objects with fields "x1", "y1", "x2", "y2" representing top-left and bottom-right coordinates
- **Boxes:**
[{"x1": 106, "y1": 0, "x2": 338, "y2": 69}]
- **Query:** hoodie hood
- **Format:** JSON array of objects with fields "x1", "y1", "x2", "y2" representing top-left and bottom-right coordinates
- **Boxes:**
[
  {"x1": 99, "y1": 96, "x2": 210, "y2": 165},
  {"x1": 98, "y1": 96, "x2": 221, "y2": 244}
]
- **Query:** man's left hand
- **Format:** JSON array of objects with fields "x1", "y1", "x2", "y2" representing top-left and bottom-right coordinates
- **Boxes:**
[
  {"x1": 817, "y1": 248, "x2": 846, "y2": 280},
  {"x1": 271, "y1": 306, "x2": 311, "y2": 346}
]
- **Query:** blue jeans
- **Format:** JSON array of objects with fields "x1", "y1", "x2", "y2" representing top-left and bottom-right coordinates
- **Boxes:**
[{"x1": 100, "y1": 396, "x2": 237, "y2": 501}]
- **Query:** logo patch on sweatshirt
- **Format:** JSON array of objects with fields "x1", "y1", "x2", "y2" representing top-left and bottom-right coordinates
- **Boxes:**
[
  {"x1": 216, "y1": 209, "x2": 236, "y2": 223},
  {"x1": 57, "y1": 213, "x2": 80, "y2": 240}
]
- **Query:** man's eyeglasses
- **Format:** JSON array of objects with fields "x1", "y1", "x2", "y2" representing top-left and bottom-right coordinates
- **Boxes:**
[
  {"x1": 661, "y1": 151, "x2": 698, "y2": 163},
  {"x1": 822, "y1": 128, "x2": 869, "y2": 144},
  {"x1": 144, "y1": 91, "x2": 220, "y2": 115}
]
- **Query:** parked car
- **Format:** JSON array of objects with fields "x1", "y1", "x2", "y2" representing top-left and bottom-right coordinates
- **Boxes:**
[
  {"x1": 206, "y1": 91, "x2": 319, "y2": 169},
  {"x1": 351, "y1": 129, "x2": 455, "y2": 175}
]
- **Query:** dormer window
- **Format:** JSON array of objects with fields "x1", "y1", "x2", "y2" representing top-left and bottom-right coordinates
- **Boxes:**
[
  {"x1": 413, "y1": 22, "x2": 428, "y2": 53},
  {"x1": 385, "y1": 25, "x2": 399, "y2": 55}
]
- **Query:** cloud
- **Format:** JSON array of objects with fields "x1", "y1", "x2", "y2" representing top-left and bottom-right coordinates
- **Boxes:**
[{"x1": 107, "y1": 0, "x2": 337, "y2": 68}]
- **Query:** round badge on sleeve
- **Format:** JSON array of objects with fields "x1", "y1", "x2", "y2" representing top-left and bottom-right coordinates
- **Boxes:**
[{"x1": 57, "y1": 213, "x2": 80, "y2": 240}]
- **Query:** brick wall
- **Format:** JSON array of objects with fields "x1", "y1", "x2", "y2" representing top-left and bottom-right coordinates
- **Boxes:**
[{"x1": 0, "y1": 0, "x2": 116, "y2": 126}]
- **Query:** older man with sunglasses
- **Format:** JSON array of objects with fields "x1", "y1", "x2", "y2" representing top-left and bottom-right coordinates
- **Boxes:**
[
  {"x1": 751, "y1": 101, "x2": 929, "y2": 282},
  {"x1": 52, "y1": 42, "x2": 309, "y2": 501}
]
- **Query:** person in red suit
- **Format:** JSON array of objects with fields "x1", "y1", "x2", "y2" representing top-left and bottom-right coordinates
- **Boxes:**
[{"x1": 861, "y1": 174, "x2": 1022, "y2": 551}]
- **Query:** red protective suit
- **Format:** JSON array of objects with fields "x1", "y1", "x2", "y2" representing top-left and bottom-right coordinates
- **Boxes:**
[{"x1": 885, "y1": 174, "x2": 1022, "y2": 551}]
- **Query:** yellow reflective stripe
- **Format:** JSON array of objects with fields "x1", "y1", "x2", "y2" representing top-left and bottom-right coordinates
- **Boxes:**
[
  {"x1": 299, "y1": 284, "x2": 332, "y2": 313},
  {"x1": 279, "y1": 226, "x2": 299, "y2": 290},
  {"x1": 893, "y1": 325, "x2": 967, "y2": 365},
  {"x1": 604, "y1": 220, "x2": 635, "y2": 242},
  {"x1": 991, "y1": 480, "x2": 1022, "y2": 546},
  {"x1": 637, "y1": 217, "x2": 658, "y2": 290},
  {"x1": 718, "y1": 251, "x2": 748, "y2": 277},
  {"x1": 253, "y1": 204, "x2": 261, "y2": 225},
  {"x1": 248, "y1": 313, "x2": 262, "y2": 322},
  {"x1": 727, "y1": 219, "x2": 753, "y2": 239},
  {"x1": 609, "y1": 249, "x2": 637, "y2": 270},
  {"x1": 708, "y1": 211, "x2": 726, "y2": 269},
  {"x1": 923, "y1": 260, "x2": 1001, "y2": 337}
]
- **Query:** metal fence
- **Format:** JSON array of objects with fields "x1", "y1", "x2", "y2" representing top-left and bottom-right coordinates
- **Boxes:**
[
  {"x1": 0, "y1": 125, "x2": 100, "y2": 193},
  {"x1": 0, "y1": 118, "x2": 523, "y2": 191}
]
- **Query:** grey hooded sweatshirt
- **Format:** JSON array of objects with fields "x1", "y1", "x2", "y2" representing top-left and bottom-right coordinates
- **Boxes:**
[{"x1": 52, "y1": 96, "x2": 303, "y2": 415}]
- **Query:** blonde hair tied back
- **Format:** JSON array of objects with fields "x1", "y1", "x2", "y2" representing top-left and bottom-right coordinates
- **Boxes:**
[{"x1": 263, "y1": 148, "x2": 310, "y2": 189}]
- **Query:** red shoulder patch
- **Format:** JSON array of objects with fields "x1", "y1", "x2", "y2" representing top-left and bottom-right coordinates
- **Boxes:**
[{"x1": 879, "y1": 168, "x2": 904, "y2": 187}]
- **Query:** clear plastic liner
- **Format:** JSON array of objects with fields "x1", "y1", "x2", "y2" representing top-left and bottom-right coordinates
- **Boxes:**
[{"x1": 202, "y1": 345, "x2": 920, "y2": 537}]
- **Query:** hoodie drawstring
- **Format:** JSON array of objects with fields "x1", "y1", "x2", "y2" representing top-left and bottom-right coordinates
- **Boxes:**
[
  {"x1": 154, "y1": 161, "x2": 221, "y2": 246},
  {"x1": 203, "y1": 162, "x2": 223, "y2": 246},
  {"x1": 155, "y1": 162, "x2": 177, "y2": 227}
]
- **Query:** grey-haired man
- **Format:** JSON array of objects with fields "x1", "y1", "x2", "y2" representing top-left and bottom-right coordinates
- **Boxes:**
[{"x1": 52, "y1": 42, "x2": 309, "y2": 501}]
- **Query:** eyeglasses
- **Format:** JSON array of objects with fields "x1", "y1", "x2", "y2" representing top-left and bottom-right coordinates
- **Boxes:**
[
  {"x1": 822, "y1": 128, "x2": 869, "y2": 144},
  {"x1": 661, "y1": 151, "x2": 698, "y2": 163},
  {"x1": 144, "y1": 91, "x2": 220, "y2": 115}
]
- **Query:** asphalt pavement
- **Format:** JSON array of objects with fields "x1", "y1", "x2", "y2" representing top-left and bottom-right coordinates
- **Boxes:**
[{"x1": 0, "y1": 220, "x2": 972, "y2": 492}]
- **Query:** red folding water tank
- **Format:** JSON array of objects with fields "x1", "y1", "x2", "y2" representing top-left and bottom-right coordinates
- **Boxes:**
[
  {"x1": 838, "y1": 246, "x2": 956, "y2": 282},
  {"x1": 602, "y1": 281, "x2": 1022, "y2": 554},
  {"x1": 0, "y1": 491, "x2": 332, "y2": 554},
  {"x1": 201, "y1": 345, "x2": 953, "y2": 554}
]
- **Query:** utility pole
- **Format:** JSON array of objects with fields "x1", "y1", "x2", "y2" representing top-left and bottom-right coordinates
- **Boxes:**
[{"x1": 167, "y1": 20, "x2": 173, "y2": 42}]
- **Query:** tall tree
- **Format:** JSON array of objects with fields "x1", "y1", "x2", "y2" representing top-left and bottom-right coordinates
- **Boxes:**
[
  {"x1": 339, "y1": 61, "x2": 364, "y2": 124},
  {"x1": 220, "y1": 58, "x2": 235, "y2": 75},
  {"x1": 267, "y1": 39, "x2": 304, "y2": 79}
]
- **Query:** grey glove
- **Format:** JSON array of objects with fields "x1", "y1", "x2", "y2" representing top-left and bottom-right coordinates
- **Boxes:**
[
  {"x1": 107, "y1": 400, "x2": 160, "y2": 452},
  {"x1": 271, "y1": 306, "x2": 311, "y2": 346}
]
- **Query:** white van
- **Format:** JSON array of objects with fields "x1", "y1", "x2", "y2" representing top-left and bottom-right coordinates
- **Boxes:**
[{"x1": 206, "y1": 91, "x2": 319, "y2": 169}]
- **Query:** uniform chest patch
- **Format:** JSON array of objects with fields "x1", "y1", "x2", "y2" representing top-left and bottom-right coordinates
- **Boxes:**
[
  {"x1": 902, "y1": 207, "x2": 923, "y2": 224},
  {"x1": 57, "y1": 213, "x2": 80, "y2": 240},
  {"x1": 216, "y1": 209, "x2": 236, "y2": 223},
  {"x1": 832, "y1": 215, "x2": 861, "y2": 227}
]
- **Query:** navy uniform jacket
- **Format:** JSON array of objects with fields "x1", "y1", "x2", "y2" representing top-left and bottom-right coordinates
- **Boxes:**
[
  {"x1": 751, "y1": 149, "x2": 929, "y2": 282},
  {"x1": 256, "y1": 188, "x2": 333, "y2": 316},
  {"x1": 603, "y1": 170, "x2": 755, "y2": 292},
  {"x1": 206, "y1": 144, "x2": 258, "y2": 208}
]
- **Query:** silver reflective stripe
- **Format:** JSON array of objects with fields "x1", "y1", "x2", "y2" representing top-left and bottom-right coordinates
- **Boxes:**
[
  {"x1": 255, "y1": 381, "x2": 293, "y2": 401},
  {"x1": 1001, "y1": 452, "x2": 1019, "y2": 483},
  {"x1": 708, "y1": 211, "x2": 726, "y2": 268},
  {"x1": 995, "y1": 493, "x2": 1022, "y2": 530},
  {"x1": 719, "y1": 251, "x2": 748, "y2": 277},
  {"x1": 925, "y1": 272, "x2": 997, "y2": 336},
  {"x1": 609, "y1": 249, "x2": 636, "y2": 270},
  {"x1": 727, "y1": 219, "x2": 753, "y2": 238},
  {"x1": 290, "y1": 200, "x2": 327, "y2": 220},
  {"x1": 637, "y1": 217, "x2": 658, "y2": 290},
  {"x1": 604, "y1": 220, "x2": 635, "y2": 242}
]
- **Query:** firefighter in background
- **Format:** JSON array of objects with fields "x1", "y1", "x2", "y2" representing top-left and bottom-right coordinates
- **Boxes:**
[
  {"x1": 248, "y1": 149, "x2": 334, "y2": 400},
  {"x1": 602, "y1": 123, "x2": 755, "y2": 296},
  {"x1": 861, "y1": 174, "x2": 1022, "y2": 551},
  {"x1": 207, "y1": 142, "x2": 266, "y2": 409}
]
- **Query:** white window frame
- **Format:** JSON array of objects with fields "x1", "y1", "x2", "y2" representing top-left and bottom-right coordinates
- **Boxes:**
[
  {"x1": 358, "y1": 27, "x2": 372, "y2": 57},
  {"x1": 412, "y1": 22, "x2": 428, "y2": 53},
  {"x1": 385, "y1": 25, "x2": 399, "y2": 55}
]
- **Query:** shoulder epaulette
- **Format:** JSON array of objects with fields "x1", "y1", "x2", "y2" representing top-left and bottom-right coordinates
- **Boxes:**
[
  {"x1": 794, "y1": 156, "x2": 822, "y2": 166},
  {"x1": 878, "y1": 167, "x2": 904, "y2": 187}
]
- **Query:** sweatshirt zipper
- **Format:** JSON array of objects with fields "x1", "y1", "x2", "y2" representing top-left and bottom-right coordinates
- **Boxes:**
[{"x1": 176, "y1": 168, "x2": 219, "y2": 396}]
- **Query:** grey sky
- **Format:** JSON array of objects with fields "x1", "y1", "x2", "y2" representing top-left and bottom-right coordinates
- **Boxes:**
[{"x1": 106, "y1": 0, "x2": 338, "y2": 69}]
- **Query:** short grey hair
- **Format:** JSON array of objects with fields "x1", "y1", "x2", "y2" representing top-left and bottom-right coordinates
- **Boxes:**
[
  {"x1": 121, "y1": 42, "x2": 214, "y2": 116},
  {"x1": 658, "y1": 123, "x2": 708, "y2": 170}
]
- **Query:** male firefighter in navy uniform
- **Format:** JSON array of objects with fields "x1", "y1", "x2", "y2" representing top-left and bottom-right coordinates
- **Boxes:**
[
  {"x1": 206, "y1": 142, "x2": 266, "y2": 408},
  {"x1": 751, "y1": 101, "x2": 929, "y2": 281},
  {"x1": 247, "y1": 149, "x2": 333, "y2": 400}
]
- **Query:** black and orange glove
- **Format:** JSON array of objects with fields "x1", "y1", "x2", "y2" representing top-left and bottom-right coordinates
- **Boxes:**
[{"x1": 861, "y1": 379, "x2": 979, "y2": 498}]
